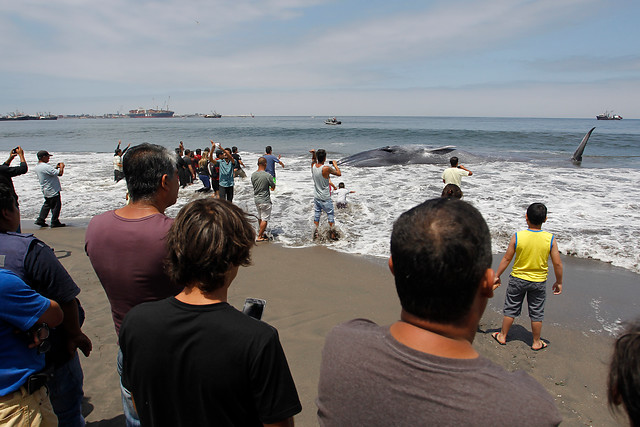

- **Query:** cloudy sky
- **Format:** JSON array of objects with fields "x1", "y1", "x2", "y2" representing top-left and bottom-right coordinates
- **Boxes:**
[{"x1": 1, "y1": 0, "x2": 638, "y2": 117}]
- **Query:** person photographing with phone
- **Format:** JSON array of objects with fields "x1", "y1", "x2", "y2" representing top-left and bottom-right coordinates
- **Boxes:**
[
  {"x1": 119, "y1": 198, "x2": 301, "y2": 426},
  {"x1": 34, "y1": 150, "x2": 66, "y2": 228},
  {"x1": 0, "y1": 147, "x2": 28, "y2": 218},
  {"x1": 310, "y1": 148, "x2": 341, "y2": 240},
  {"x1": 441, "y1": 156, "x2": 473, "y2": 188}
]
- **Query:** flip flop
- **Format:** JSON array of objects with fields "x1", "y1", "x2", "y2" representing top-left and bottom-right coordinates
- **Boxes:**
[
  {"x1": 531, "y1": 341, "x2": 548, "y2": 351},
  {"x1": 256, "y1": 237, "x2": 268, "y2": 242},
  {"x1": 491, "y1": 332, "x2": 506, "y2": 346}
]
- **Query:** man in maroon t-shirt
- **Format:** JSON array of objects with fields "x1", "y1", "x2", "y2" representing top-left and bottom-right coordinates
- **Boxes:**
[{"x1": 85, "y1": 143, "x2": 180, "y2": 426}]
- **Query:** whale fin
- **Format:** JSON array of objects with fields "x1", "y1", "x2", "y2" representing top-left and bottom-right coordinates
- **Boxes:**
[{"x1": 572, "y1": 127, "x2": 595, "y2": 164}]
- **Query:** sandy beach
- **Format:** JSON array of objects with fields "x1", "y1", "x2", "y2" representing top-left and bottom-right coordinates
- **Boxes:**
[{"x1": 27, "y1": 222, "x2": 634, "y2": 427}]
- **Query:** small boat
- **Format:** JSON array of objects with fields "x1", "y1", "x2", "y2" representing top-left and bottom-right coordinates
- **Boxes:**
[
  {"x1": 204, "y1": 111, "x2": 222, "y2": 118},
  {"x1": 596, "y1": 111, "x2": 622, "y2": 120},
  {"x1": 325, "y1": 117, "x2": 341, "y2": 125}
]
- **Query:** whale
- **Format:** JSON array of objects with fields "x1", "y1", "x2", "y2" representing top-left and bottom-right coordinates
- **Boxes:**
[
  {"x1": 571, "y1": 127, "x2": 596, "y2": 165},
  {"x1": 338, "y1": 145, "x2": 457, "y2": 167}
]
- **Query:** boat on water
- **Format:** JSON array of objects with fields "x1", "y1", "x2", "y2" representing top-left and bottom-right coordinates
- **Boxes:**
[
  {"x1": 596, "y1": 111, "x2": 622, "y2": 120},
  {"x1": 204, "y1": 111, "x2": 222, "y2": 118},
  {"x1": 325, "y1": 117, "x2": 341, "y2": 125},
  {"x1": 0, "y1": 113, "x2": 57, "y2": 121},
  {"x1": 128, "y1": 108, "x2": 175, "y2": 118}
]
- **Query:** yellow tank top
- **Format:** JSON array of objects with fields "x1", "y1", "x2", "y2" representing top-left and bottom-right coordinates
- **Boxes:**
[{"x1": 511, "y1": 229, "x2": 554, "y2": 282}]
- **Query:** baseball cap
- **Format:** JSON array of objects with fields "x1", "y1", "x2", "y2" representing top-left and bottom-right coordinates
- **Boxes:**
[{"x1": 37, "y1": 150, "x2": 51, "y2": 159}]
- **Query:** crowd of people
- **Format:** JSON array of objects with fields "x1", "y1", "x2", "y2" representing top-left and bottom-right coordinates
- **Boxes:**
[{"x1": 1, "y1": 144, "x2": 639, "y2": 427}]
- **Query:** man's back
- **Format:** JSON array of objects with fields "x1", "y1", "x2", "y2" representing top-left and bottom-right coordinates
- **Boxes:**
[
  {"x1": 264, "y1": 154, "x2": 279, "y2": 177},
  {"x1": 251, "y1": 170, "x2": 273, "y2": 204},
  {"x1": 441, "y1": 167, "x2": 468, "y2": 187},
  {"x1": 120, "y1": 298, "x2": 301, "y2": 427},
  {"x1": 317, "y1": 319, "x2": 561, "y2": 427},
  {"x1": 85, "y1": 210, "x2": 180, "y2": 335}
]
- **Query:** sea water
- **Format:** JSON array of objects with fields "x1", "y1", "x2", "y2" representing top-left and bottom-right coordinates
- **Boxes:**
[{"x1": 2, "y1": 116, "x2": 639, "y2": 334}]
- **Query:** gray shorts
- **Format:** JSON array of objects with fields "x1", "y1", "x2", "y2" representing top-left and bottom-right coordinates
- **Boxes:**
[
  {"x1": 255, "y1": 202, "x2": 272, "y2": 222},
  {"x1": 503, "y1": 275, "x2": 547, "y2": 322}
]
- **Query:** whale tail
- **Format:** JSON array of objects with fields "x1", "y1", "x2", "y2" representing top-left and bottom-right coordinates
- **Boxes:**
[{"x1": 572, "y1": 127, "x2": 596, "y2": 165}]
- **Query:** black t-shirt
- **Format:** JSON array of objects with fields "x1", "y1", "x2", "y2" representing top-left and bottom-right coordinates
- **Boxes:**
[
  {"x1": 232, "y1": 153, "x2": 242, "y2": 170},
  {"x1": 120, "y1": 299, "x2": 301, "y2": 427}
]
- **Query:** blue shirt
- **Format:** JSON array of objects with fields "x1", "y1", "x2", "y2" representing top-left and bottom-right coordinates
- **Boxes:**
[
  {"x1": 217, "y1": 158, "x2": 236, "y2": 188},
  {"x1": 264, "y1": 155, "x2": 281, "y2": 177},
  {"x1": 34, "y1": 162, "x2": 61, "y2": 198},
  {"x1": 0, "y1": 269, "x2": 50, "y2": 395}
]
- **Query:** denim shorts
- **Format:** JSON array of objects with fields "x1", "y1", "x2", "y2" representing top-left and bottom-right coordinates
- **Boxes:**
[
  {"x1": 503, "y1": 275, "x2": 547, "y2": 322},
  {"x1": 314, "y1": 198, "x2": 335, "y2": 224}
]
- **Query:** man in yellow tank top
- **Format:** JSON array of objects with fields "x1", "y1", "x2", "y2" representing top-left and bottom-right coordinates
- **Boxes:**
[{"x1": 491, "y1": 203, "x2": 563, "y2": 351}]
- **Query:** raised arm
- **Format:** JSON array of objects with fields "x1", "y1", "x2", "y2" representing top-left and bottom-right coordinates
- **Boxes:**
[
  {"x1": 458, "y1": 164, "x2": 473, "y2": 176},
  {"x1": 310, "y1": 150, "x2": 317, "y2": 168},
  {"x1": 277, "y1": 154, "x2": 285, "y2": 168}
]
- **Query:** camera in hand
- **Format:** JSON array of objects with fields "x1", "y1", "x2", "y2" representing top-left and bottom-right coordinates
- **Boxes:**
[
  {"x1": 11, "y1": 148, "x2": 17, "y2": 154},
  {"x1": 242, "y1": 298, "x2": 266, "y2": 320}
]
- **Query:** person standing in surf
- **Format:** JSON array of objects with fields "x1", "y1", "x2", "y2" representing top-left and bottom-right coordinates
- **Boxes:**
[
  {"x1": 442, "y1": 156, "x2": 473, "y2": 188},
  {"x1": 264, "y1": 146, "x2": 284, "y2": 185},
  {"x1": 310, "y1": 149, "x2": 341, "y2": 240},
  {"x1": 492, "y1": 202, "x2": 563, "y2": 351}
]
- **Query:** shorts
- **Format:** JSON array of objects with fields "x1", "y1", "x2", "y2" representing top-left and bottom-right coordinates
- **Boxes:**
[
  {"x1": 212, "y1": 180, "x2": 220, "y2": 192},
  {"x1": 255, "y1": 202, "x2": 272, "y2": 222},
  {"x1": 314, "y1": 198, "x2": 335, "y2": 224},
  {"x1": 503, "y1": 275, "x2": 547, "y2": 322}
]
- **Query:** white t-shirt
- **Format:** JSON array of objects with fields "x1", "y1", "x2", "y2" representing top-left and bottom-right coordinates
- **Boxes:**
[
  {"x1": 113, "y1": 155, "x2": 123, "y2": 172},
  {"x1": 334, "y1": 188, "x2": 350, "y2": 205},
  {"x1": 441, "y1": 167, "x2": 469, "y2": 187}
]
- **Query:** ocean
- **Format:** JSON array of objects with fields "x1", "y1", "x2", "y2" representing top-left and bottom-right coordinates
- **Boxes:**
[{"x1": 2, "y1": 116, "x2": 639, "y2": 334}]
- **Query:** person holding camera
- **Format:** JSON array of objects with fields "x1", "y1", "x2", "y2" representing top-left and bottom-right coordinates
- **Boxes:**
[
  {"x1": 310, "y1": 149, "x2": 341, "y2": 240},
  {"x1": 0, "y1": 147, "x2": 28, "y2": 207},
  {"x1": 34, "y1": 150, "x2": 65, "y2": 228},
  {"x1": 441, "y1": 156, "x2": 473, "y2": 188}
]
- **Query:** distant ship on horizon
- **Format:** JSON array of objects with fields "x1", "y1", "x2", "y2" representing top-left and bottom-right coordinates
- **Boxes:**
[
  {"x1": 596, "y1": 111, "x2": 622, "y2": 120},
  {"x1": 128, "y1": 108, "x2": 175, "y2": 118}
]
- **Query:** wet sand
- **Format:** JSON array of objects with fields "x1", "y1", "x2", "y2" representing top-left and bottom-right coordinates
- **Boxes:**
[{"x1": 28, "y1": 224, "x2": 634, "y2": 426}]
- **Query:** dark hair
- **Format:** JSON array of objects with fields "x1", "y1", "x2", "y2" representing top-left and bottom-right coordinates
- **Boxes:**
[
  {"x1": 257, "y1": 157, "x2": 267, "y2": 166},
  {"x1": 196, "y1": 149, "x2": 201, "y2": 155},
  {"x1": 608, "y1": 320, "x2": 640, "y2": 427},
  {"x1": 232, "y1": 146, "x2": 238, "y2": 153},
  {"x1": 316, "y1": 149, "x2": 327, "y2": 163},
  {"x1": 0, "y1": 183, "x2": 18, "y2": 211},
  {"x1": 338, "y1": 182, "x2": 345, "y2": 188},
  {"x1": 265, "y1": 146, "x2": 272, "y2": 154},
  {"x1": 123, "y1": 144, "x2": 177, "y2": 202},
  {"x1": 165, "y1": 199, "x2": 255, "y2": 292},
  {"x1": 184, "y1": 149, "x2": 191, "y2": 156},
  {"x1": 441, "y1": 184, "x2": 463, "y2": 199},
  {"x1": 390, "y1": 198, "x2": 492, "y2": 324},
  {"x1": 449, "y1": 157, "x2": 459, "y2": 167},
  {"x1": 114, "y1": 149, "x2": 122, "y2": 156},
  {"x1": 527, "y1": 203, "x2": 547, "y2": 226}
]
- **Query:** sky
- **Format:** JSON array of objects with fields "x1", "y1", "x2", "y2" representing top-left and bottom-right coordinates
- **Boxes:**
[{"x1": 1, "y1": 0, "x2": 639, "y2": 118}]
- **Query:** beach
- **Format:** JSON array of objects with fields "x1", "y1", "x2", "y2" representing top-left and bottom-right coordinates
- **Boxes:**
[{"x1": 27, "y1": 222, "x2": 632, "y2": 427}]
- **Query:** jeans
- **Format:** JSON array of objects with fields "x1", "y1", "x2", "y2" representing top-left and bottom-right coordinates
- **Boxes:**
[
  {"x1": 198, "y1": 174, "x2": 211, "y2": 189},
  {"x1": 48, "y1": 352, "x2": 85, "y2": 426},
  {"x1": 314, "y1": 198, "x2": 335, "y2": 224},
  {"x1": 38, "y1": 194, "x2": 61, "y2": 223},
  {"x1": 219, "y1": 185, "x2": 234, "y2": 202},
  {"x1": 117, "y1": 349, "x2": 140, "y2": 427}
]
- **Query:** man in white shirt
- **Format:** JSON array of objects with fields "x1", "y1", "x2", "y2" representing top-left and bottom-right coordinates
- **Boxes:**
[
  {"x1": 441, "y1": 156, "x2": 472, "y2": 187},
  {"x1": 34, "y1": 150, "x2": 65, "y2": 228}
]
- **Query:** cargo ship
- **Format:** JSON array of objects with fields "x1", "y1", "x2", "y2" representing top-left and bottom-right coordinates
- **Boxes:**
[{"x1": 128, "y1": 108, "x2": 175, "y2": 118}]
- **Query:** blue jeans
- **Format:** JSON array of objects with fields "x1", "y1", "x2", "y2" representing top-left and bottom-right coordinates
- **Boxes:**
[
  {"x1": 48, "y1": 352, "x2": 85, "y2": 426},
  {"x1": 314, "y1": 198, "x2": 335, "y2": 224},
  {"x1": 117, "y1": 349, "x2": 140, "y2": 427}
]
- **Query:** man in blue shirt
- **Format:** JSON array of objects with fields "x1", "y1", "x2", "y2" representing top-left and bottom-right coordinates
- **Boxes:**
[
  {"x1": 264, "y1": 146, "x2": 284, "y2": 184},
  {"x1": 211, "y1": 141, "x2": 236, "y2": 202},
  {"x1": 0, "y1": 268, "x2": 63, "y2": 425}
]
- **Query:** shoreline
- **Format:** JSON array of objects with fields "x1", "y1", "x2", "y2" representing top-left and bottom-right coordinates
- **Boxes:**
[{"x1": 27, "y1": 224, "x2": 632, "y2": 425}]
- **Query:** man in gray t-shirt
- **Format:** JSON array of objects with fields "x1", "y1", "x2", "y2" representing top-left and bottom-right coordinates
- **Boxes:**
[
  {"x1": 34, "y1": 150, "x2": 65, "y2": 228},
  {"x1": 251, "y1": 157, "x2": 276, "y2": 242},
  {"x1": 317, "y1": 198, "x2": 562, "y2": 426}
]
